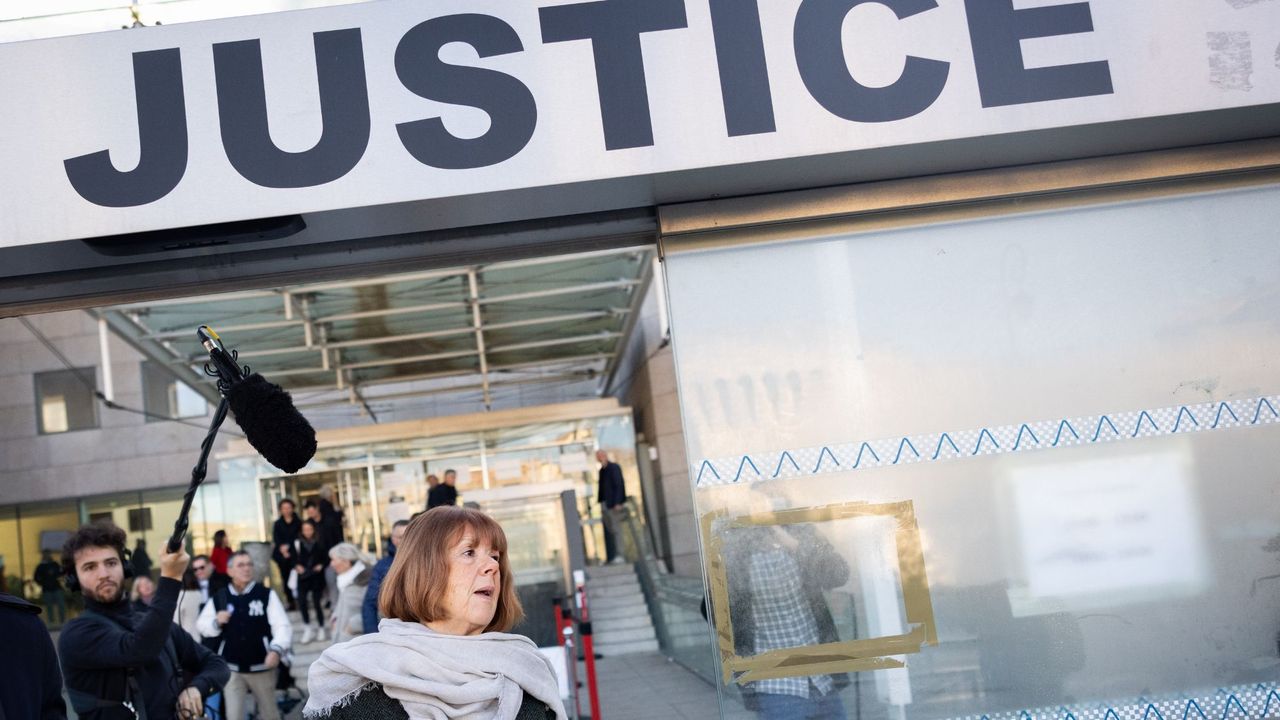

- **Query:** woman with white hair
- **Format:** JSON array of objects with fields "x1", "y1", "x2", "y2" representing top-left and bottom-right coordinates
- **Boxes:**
[{"x1": 328, "y1": 542, "x2": 373, "y2": 644}]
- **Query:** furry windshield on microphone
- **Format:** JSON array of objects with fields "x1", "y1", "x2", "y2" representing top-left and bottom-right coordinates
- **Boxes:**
[{"x1": 226, "y1": 373, "x2": 317, "y2": 473}]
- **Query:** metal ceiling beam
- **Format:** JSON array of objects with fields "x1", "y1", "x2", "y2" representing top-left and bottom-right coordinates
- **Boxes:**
[
  {"x1": 487, "y1": 332, "x2": 622, "y2": 354},
  {"x1": 287, "y1": 267, "x2": 466, "y2": 294},
  {"x1": 145, "y1": 318, "x2": 306, "y2": 340},
  {"x1": 314, "y1": 300, "x2": 468, "y2": 324},
  {"x1": 295, "y1": 372, "x2": 596, "y2": 410},
  {"x1": 339, "y1": 348, "x2": 478, "y2": 371},
  {"x1": 478, "y1": 279, "x2": 641, "y2": 305},
  {"x1": 602, "y1": 253, "x2": 656, "y2": 396},
  {"x1": 196, "y1": 310, "x2": 621, "y2": 363},
  {"x1": 92, "y1": 309, "x2": 223, "y2": 405},
  {"x1": 467, "y1": 269, "x2": 492, "y2": 410}
]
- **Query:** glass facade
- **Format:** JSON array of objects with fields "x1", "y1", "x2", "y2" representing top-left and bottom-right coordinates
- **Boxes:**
[
  {"x1": 0, "y1": 407, "x2": 638, "y2": 627},
  {"x1": 664, "y1": 182, "x2": 1280, "y2": 719}
]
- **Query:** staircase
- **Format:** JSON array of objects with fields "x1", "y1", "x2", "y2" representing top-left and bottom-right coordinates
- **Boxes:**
[{"x1": 585, "y1": 563, "x2": 659, "y2": 656}]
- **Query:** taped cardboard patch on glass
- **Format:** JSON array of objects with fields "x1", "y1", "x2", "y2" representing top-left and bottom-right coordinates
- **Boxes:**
[{"x1": 700, "y1": 499, "x2": 938, "y2": 685}]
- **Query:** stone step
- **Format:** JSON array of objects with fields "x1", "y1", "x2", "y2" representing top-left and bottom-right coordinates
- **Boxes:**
[
  {"x1": 592, "y1": 638, "x2": 659, "y2": 656},
  {"x1": 593, "y1": 625, "x2": 657, "y2": 645},
  {"x1": 590, "y1": 613, "x2": 653, "y2": 632},
  {"x1": 586, "y1": 580, "x2": 641, "y2": 599},
  {"x1": 586, "y1": 594, "x2": 649, "y2": 615},
  {"x1": 585, "y1": 570, "x2": 640, "y2": 588},
  {"x1": 584, "y1": 563, "x2": 637, "y2": 580}
]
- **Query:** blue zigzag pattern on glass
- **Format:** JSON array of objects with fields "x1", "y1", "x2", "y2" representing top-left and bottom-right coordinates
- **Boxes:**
[
  {"x1": 694, "y1": 395, "x2": 1280, "y2": 487},
  {"x1": 947, "y1": 683, "x2": 1277, "y2": 720}
]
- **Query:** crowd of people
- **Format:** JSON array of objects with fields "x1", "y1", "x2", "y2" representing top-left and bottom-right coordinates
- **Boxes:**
[{"x1": 0, "y1": 498, "x2": 565, "y2": 720}]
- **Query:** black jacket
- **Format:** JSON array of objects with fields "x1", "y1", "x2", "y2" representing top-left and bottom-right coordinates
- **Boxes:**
[
  {"x1": 0, "y1": 592, "x2": 66, "y2": 719},
  {"x1": 318, "y1": 499, "x2": 345, "y2": 547},
  {"x1": 59, "y1": 577, "x2": 229, "y2": 720},
  {"x1": 597, "y1": 462, "x2": 625, "y2": 509},
  {"x1": 294, "y1": 538, "x2": 329, "y2": 589},
  {"x1": 426, "y1": 484, "x2": 457, "y2": 509},
  {"x1": 34, "y1": 560, "x2": 64, "y2": 593},
  {"x1": 309, "y1": 683, "x2": 553, "y2": 720},
  {"x1": 272, "y1": 515, "x2": 301, "y2": 563}
]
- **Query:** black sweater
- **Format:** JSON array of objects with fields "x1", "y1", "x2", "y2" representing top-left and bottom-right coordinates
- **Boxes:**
[
  {"x1": 0, "y1": 592, "x2": 65, "y2": 719},
  {"x1": 58, "y1": 577, "x2": 229, "y2": 720},
  {"x1": 311, "y1": 683, "x2": 554, "y2": 720}
]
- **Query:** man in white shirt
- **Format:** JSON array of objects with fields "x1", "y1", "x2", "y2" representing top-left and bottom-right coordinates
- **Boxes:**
[{"x1": 198, "y1": 551, "x2": 292, "y2": 720}]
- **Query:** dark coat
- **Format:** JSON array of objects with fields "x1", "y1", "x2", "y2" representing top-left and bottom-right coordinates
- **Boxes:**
[
  {"x1": 362, "y1": 544, "x2": 395, "y2": 633},
  {"x1": 0, "y1": 592, "x2": 66, "y2": 719},
  {"x1": 272, "y1": 515, "x2": 302, "y2": 563},
  {"x1": 34, "y1": 560, "x2": 64, "y2": 593},
  {"x1": 426, "y1": 484, "x2": 458, "y2": 509},
  {"x1": 597, "y1": 461, "x2": 625, "y2": 509},
  {"x1": 309, "y1": 683, "x2": 554, "y2": 720},
  {"x1": 294, "y1": 537, "x2": 329, "y2": 590},
  {"x1": 59, "y1": 577, "x2": 229, "y2": 720},
  {"x1": 318, "y1": 499, "x2": 345, "y2": 547}
]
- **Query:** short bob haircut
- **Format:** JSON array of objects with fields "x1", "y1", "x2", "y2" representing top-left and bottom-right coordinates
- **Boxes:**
[{"x1": 379, "y1": 506, "x2": 523, "y2": 633}]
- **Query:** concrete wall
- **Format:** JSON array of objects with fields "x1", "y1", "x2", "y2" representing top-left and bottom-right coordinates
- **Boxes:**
[
  {"x1": 613, "y1": 278, "x2": 702, "y2": 578},
  {"x1": 0, "y1": 311, "x2": 227, "y2": 505}
]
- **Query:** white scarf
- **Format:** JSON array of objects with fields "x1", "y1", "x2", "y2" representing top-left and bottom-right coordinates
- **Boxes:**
[
  {"x1": 304, "y1": 619, "x2": 567, "y2": 720},
  {"x1": 335, "y1": 561, "x2": 366, "y2": 593}
]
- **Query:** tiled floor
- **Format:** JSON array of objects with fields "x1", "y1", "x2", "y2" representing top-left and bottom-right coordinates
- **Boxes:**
[{"x1": 590, "y1": 651, "x2": 754, "y2": 720}]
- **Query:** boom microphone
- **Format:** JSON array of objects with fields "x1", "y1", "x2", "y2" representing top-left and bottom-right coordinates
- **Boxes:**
[
  {"x1": 198, "y1": 326, "x2": 317, "y2": 473},
  {"x1": 167, "y1": 326, "x2": 317, "y2": 553}
]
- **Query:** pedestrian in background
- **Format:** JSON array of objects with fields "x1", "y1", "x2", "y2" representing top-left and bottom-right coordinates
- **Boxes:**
[
  {"x1": 362, "y1": 520, "x2": 409, "y2": 634},
  {"x1": 596, "y1": 450, "x2": 626, "y2": 565},
  {"x1": 130, "y1": 539, "x2": 152, "y2": 581},
  {"x1": 328, "y1": 543, "x2": 372, "y2": 643},
  {"x1": 295, "y1": 519, "x2": 329, "y2": 643},
  {"x1": 211, "y1": 529, "x2": 233, "y2": 577},
  {"x1": 303, "y1": 507, "x2": 565, "y2": 719},
  {"x1": 129, "y1": 574, "x2": 156, "y2": 611},
  {"x1": 33, "y1": 550, "x2": 66, "y2": 627},
  {"x1": 427, "y1": 470, "x2": 458, "y2": 508},
  {"x1": 198, "y1": 550, "x2": 292, "y2": 720},
  {"x1": 272, "y1": 498, "x2": 302, "y2": 612},
  {"x1": 175, "y1": 567, "x2": 204, "y2": 642}
]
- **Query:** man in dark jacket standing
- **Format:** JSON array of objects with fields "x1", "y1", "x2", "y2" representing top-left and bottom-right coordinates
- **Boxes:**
[
  {"x1": 33, "y1": 550, "x2": 67, "y2": 626},
  {"x1": 271, "y1": 497, "x2": 302, "y2": 611},
  {"x1": 427, "y1": 469, "x2": 459, "y2": 509},
  {"x1": 0, "y1": 590, "x2": 66, "y2": 719},
  {"x1": 361, "y1": 519, "x2": 409, "y2": 633},
  {"x1": 58, "y1": 521, "x2": 229, "y2": 720},
  {"x1": 596, "y1": 450, "x2": 627, "y2": 564}
]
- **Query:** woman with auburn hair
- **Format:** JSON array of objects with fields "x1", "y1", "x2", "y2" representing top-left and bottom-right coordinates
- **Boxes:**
[{"x1": 303, "y1": 506, "x2": 565, "y2": 720}]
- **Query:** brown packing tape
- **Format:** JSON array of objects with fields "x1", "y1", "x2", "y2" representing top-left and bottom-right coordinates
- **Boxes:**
[
  {"x1": 737, "y1": 657, "x2": 905, "y2": 683},
  {"x1": 700, "y1": 509, "x2": 740, "y2": 685},
  {"x1": 727, "y1": 625, "x2": 930, "y2": 673},
  {"x1": 697, "y1": 498, "x2": 939, "y2": 686}
]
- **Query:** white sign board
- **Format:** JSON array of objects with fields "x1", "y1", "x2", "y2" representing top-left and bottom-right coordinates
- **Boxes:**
[{"x1": 0, "y1": 0, "x2": 1277, "y2": 246}]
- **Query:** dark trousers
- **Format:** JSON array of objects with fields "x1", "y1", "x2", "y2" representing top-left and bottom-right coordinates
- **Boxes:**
[
  {"x1": 297, "y1": 581, "x2": 325, "y2": 626},
  {"x1": 602, "y1": 506, "x2": 620, "y2": 562}
]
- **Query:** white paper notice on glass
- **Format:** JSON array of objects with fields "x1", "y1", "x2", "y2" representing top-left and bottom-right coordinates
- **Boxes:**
[
  {"x1": 559, "y1": 452, "x2": 593, "y2": 475},
  {"x1": 1009, "y1": 449, "x2": 1208, "y2": 612}
]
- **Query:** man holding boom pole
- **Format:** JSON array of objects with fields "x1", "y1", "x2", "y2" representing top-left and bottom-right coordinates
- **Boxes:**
[{"x1": 58, "y1": 521, "x2": 229, "y2": 719}]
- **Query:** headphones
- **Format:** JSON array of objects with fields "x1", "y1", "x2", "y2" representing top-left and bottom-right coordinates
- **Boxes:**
[{"x1": 64, "y1": 547, "x2": 135, "y2": 594}]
